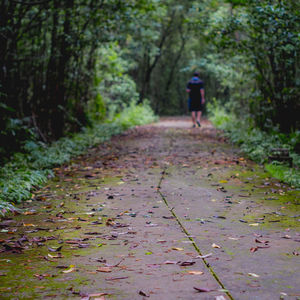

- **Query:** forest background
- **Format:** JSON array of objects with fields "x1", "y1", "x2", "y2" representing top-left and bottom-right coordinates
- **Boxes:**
[{"x1": 0, "y1": 0, "x2": 300, "y2": 211}]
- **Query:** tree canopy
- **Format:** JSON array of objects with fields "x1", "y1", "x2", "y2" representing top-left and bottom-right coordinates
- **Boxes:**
[{"x1": 1, "y1": 0, "x2": 299, "y2": 160}]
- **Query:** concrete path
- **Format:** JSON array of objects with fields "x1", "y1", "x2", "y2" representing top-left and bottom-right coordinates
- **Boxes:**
[{"x1": 0, "y1": 117, "x2": 299, "y2": 299}]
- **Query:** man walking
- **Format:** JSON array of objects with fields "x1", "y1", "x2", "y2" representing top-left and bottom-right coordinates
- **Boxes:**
[{"x1": 186, "y1": 72, "x2": 205, "y2": 128}]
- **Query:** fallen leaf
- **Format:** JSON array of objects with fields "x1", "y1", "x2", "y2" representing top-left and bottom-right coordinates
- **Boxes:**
[
  {"x1": 282, "y1": 235, "x2": 291, "y2": 239},
  {"x1": 96, "y1": 267, "x2": 112, "y2": 273},
  {"x1": 118, "y1": 211, "x2": 129, "y2": 216},
  {"x1": 23, "y1": 223, "x2": 37, "y2": 227},
  {"x1": 212, "y1": 243, "x2": 221, "y2": 249},
  {"x1": 187, "y1": 271, "x2": 204, "y2": 275},
  {"x1": 250, "y1": 247, "x2": 258, "y2": 253},
  {"x1": 248, "y1": 272, "x2": 260, "y2": 278},
  {"x1": 213, "y1": 216, "x2": 226, "y2": 219},
  {"x1": 255, "y1": 239, "x2": 269, "y2": 244},
  {"x1": 253, "y1": 233, "x2": 263, "y2": 238},
  {"x1": 193, "y1": 287, "x2": 211, "y2": 292},
  {"x1": 162, "y1": 216, "x2": 175, "y2": 219},
  {"x1": 88, "y1": 293, "x2": 108, "y2": 297},
  {"x1": 195, "y1": 253, "x2": 212, "y2": 259},
  {"x1": 157, "y1": 240, "x2": 167, "y2": 243},
  {"x1": 257, "y1": 245, "x2": 270, "y2": 249},
  {"x1": 106, "y1": 218, "x2": 115, "y2": 226},
  {"x1": 139, "y1": 290, "x2": 149, "y2": 297},
  {"x1": 172, "y1": 247, "x2": 184, "y2": 251},
  {"x1": 178, "y1": 261, "x2": 195, "y2": 266},
  {"x1": 23, "y1": 211, "x2": 37, "y2": 215},
  {"x1": 34, "y1": 273, "x2": 51, "y2": 280},
  {"x1": 48, "y1": 253, "x2": 63, "y2": 259},
  {"x1": 249, "y1": 223, "x2": 259, "y2": 226},
  {"x1": 163, "y1": 261, "x2": 177, "y2": 264},
  {"x1": 215, "y1": 296, "x2": 226, "y2": 300},
  {"x1": 104, "y1": 258, "x2": 125, "y2": 268},
  {"x1": 62, "y1": 265, "x2": 76, "y2": 273},
  {"x1": 48, "y1": 246, "x2": 63, "y2": 252},
  {"x1": 105, "y1": 276, "x2": 128, "y2": 281}
]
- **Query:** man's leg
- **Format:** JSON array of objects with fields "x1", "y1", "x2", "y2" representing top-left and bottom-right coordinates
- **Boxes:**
[
  {"x1": 196, "y1": 111, "x2": 202, "y2": 127},
  {"x1": 191, "y1": 111, "x2": 196, "y2": 127}
]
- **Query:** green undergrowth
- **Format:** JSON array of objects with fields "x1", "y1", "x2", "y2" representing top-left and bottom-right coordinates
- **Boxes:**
[
  {"x1": 113, "y1": 100, "x2": 157, "y2": 129},
  {"x1": 265, "y1": 163, "x2": 300, "y2": 188},
  {"x1": 0, "y1": 103, "x2": 157, "y2": 214},
  {"x1": 208, "y1": 103, "x2": 300, "y2": 188}
]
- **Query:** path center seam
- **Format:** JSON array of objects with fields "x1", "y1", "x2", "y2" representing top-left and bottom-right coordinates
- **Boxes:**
[{"x1": 156, "y1": 135, "x2": 234, "y2": 300}]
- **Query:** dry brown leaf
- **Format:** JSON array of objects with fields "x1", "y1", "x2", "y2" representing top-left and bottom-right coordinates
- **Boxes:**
[
  {"x1": 23, "y1": 223, "x2": 36, "y2": 227},
  {"x1": 172, "y1": 247, "x2": 184, "y2": 251},
  {"x1": 23, "y1": 211, "x2": 37, "y2": 215},
  {"x1": 187, "y1": 271, "x2": 204, "y2": 275},
  {"x1": 212, "y1": 243, "x2": 221, "y2": 249},
  {"x1": 96, "y1": 267, "x2": 112, "y2": 273}
]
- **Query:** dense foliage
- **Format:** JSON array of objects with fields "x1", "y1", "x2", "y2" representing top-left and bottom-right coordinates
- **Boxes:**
[
  {"x1": 0, "y1": 0, "x2": 155, "y2": 160},
  {"x1": 208, "y1": 102, "x2": 300, "y2": 187},
  {"x1": 0, "y1": 102, "x2": 156, "y2": 212},
  {"x1": 211, "y1": 0, "x2": 300, "y2": 132}
]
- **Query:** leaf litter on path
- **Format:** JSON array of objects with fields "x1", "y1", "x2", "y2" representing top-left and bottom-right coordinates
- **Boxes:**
[
  {"x1": 1, "y1": 118, "x2": 299, "y2": 299},
  {"x1": 62, "y1": 265, "x2": 76, "y2": 273},
  {"x1": 187, "y1": 271, "x2": 204, "y2": 275}
]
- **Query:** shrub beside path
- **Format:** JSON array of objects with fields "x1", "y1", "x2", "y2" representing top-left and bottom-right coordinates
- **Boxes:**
[{"x1": 0, "y1": 117, "x2": 299, "y2": 299}]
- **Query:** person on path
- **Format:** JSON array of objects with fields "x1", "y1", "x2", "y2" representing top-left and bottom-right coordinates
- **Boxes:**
[{"x1": 186, "y1": 72, "x2": 205, "y2": 128}]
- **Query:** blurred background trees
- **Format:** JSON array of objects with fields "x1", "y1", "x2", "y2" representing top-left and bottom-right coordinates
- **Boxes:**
[{"x1": 1, "y1": 0, "x2": 299, "y2": 161}]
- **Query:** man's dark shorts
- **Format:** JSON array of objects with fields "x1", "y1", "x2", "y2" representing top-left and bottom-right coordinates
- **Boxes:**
[{"x1": 188, "y1": 98, "x2": 203, "y2": 112}]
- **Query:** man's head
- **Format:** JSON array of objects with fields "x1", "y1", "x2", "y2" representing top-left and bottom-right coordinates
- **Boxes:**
[{"x1": 193, "y1": 71, "x2": 199, "y2": 77}]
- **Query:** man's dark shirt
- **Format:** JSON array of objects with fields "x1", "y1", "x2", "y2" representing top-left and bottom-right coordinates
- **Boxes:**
[{"x1": 187, "y1": 76, "x2": 204, "y2": 101}]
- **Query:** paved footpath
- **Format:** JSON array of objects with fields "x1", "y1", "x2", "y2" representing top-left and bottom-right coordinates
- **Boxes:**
[{"x1": 0, "y1": 117, "x2": 299, "y2": 300}]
